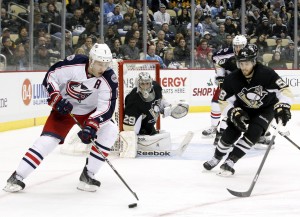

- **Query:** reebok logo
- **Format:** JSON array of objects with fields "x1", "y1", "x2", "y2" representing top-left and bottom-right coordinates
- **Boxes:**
[{"x1": 137, "y1": 151, "x2": 171, "y2": 156}]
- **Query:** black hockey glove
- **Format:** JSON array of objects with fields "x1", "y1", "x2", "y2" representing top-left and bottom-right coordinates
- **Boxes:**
[
  {"x1": 228, "y1": 107, "x2": 249, "y2": 132},
  {"x1": 274, "y1": 103, "x2": 291, "y2": 126},
  {"x1": 215, "y1": 76, "x2": 224, "y2": 88},
  {"x1": 78, "y1": 119, "x2": 99, "y2": 144},
  {"x1": 48, "y1": 93, "x2": 73, "y2": 115}
]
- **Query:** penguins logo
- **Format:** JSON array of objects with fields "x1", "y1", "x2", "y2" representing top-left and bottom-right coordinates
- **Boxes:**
[
  {"x1": 66, "y1": 81, "x2": 93, "y2": 102},
  {"x1": 238, "y1": 86, "x2": 267, "y2": 108}
]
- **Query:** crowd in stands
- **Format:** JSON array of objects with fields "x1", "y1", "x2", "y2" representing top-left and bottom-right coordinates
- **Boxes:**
[{"x1": 0, "y1": 0, "x2": 299, "y2": 71}]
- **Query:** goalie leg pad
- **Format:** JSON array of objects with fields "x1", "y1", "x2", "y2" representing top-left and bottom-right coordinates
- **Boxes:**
[
  {"x1": 119, "y1": 131, "x2": 138, "y2": 158},
  {"x1": 138, "y1": 131, "x2": 172, "y2": 151}
]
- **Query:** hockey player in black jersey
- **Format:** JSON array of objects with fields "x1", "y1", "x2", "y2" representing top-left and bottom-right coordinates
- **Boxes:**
[
  {"x1": 203, "y1": 45, "x2": 293, "y2": 176},
  {"x1": 120, "y1": 72, "x2": 190, "y2": 158}
]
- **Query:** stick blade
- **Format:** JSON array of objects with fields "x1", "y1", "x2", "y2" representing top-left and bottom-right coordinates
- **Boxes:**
[{"x1": 227, "y1": 188, "x2": 251, "y2": 197}]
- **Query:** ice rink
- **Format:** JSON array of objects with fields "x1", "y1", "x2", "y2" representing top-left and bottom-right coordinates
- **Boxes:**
[{"x1": 1, "y1": 112, "x2": 300, "y2": 217}]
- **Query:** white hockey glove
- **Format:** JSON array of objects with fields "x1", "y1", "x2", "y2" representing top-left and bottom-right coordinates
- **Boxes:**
[{"x1": 163, "y1": 101, "x2": 189, "y2": 119}]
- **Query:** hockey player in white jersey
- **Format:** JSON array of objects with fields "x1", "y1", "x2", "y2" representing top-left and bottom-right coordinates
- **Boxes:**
[
  {"x1": 202, "y1": 35, "x2": 247, "y2": 139},
  {"x1": 119, "y1": 72, "x2": 191, "y2": 158},
  {"x1": 3, "y1": 43, "x2": 119, "y2": 193}
]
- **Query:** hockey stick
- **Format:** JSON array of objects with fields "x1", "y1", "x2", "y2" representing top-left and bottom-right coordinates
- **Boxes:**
[
  {"x1": 136, "y1": 131, "x2": 194, "y2": 157},
  {"x1": 271, "y1": 125, "x2": 300, "y2": 150},
  {"x1": 227, "y1": 121, "x2": 282, "y2": 197},
  {"x1": 70, "y1": 114, "x2": 139, "y2": 201}
]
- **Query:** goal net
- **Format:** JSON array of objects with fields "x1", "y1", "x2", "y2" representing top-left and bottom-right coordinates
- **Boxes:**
[{"x1": 61, "y1": 60, "x2": 160, "y2": 156}]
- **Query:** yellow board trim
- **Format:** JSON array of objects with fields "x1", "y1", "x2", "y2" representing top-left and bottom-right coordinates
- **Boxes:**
[{"x1": 1, "y1": 104, "x2": 300, "y2": 132}]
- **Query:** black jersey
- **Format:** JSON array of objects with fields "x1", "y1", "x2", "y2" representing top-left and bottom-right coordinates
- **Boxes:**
[
  {"x1": 219, "y1": 62, "x2": 293, "y2": 114},
  {"x1": 124, "y1": 81, "x2": 163, "y2": 135}
]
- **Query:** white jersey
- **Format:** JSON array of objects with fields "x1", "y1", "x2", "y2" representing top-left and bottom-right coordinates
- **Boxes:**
[{"x1": 42, "y1": 54, "x2": 118, "y2": 126}]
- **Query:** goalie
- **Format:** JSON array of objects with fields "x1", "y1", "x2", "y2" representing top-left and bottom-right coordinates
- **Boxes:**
[{"x1": 120, "y1": 71, "x2": 189, "y2": 158}]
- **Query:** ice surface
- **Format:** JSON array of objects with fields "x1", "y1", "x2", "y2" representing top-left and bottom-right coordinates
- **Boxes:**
[{"x1": 0, "y1": 112, "x2": 300, "y2": 217}]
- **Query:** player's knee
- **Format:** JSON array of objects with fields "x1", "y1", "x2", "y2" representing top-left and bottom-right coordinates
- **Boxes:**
[
  {"x1": 244, "y1": 123, "x2": 264, "y2": 144},
  {"x1": 32, "y1": 136, "x2": 60, "y2": 156}
]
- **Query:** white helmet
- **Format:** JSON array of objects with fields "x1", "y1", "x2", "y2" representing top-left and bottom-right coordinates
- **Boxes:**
[
  {"x1": 135, "y1": 72, "x2": 155, "y2": 102},
  {"x1": 233, "y1": 35, "x2": 247, "y2": 53},
  {"x1": 89, "y1": 43, "x2": 112, "y2": 62}
]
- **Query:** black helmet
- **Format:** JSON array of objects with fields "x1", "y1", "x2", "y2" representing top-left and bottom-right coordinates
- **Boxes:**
[{"x1": 236, "y1": 44, "x2": 258, "y2": 62}]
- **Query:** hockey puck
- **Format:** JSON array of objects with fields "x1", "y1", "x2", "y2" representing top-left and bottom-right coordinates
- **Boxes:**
[{"x1": 128, "y1": 203, "x2": 137, "y2": 208}]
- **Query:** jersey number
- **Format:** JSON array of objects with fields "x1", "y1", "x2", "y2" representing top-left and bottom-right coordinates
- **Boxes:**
[
  {"x1": 94, "y1": 80, "x2": 101, "y2": 89},
  {"x1": 124, "y1": 115, "x2": 136, "y2": 126}
]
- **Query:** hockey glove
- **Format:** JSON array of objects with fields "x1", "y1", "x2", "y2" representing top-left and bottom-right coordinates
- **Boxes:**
[
  {"x1": 48, "y1": 93, "x2": 73, "y2": 115},
  {"x1": 215, "y1": 76, "x2": 224, "y2": 88},
  {"x1": 274, "y1": 103, "x2": 291, "y2": 126},
  {"x1": 228, "y1": 107, "x2": 249, "y2": 132},
  {"x1": 78, "y1": 119, "x2": 99, "y2": 144}
]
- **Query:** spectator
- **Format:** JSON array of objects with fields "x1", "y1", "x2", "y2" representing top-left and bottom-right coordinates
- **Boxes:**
[
  {"x1": 272, "y1": 37, "x2": 285, "y2": 53},
  {"x1": 86, "y1": 4, "x2": 100, "y2": 26},
  {"x1": 201, "y1": 14, "x2": 219, "y2": 37},
  {"x1": 173, "y1": 38, "x2": 190, "y2": 66},
  {"x1": 1, "y1": 36, "x2": 15, "y2": 67},
  {"x1": 80, "y1": 36, "x2": 94, "y2": 56},
  {"x1": 74, "y1": 47, "x2": 86, "y2": 55},
  {"x1": 64, "y1": 32, "x2": 74, "y2": 57},
  {"x1": 271, "y1": 17, "x2": 289, "y2": 39},
  {"x1": 116, "y1": 0, "x2": 129, "y2": 15},
  {"x1": 132, "y1": 30, "x2": 143, "y2": 51},
  {"x1": 196, "y1": 39, "x2": 212, "y2": 62},
  {"x1": 122, "y1": 38, "x2": 140, "y2": 60},
  {"x1": 212, "y1": 24, "x2": 228, "y2": 49},
  {"x1": 255, "y1": 34, "x2": 268, "y2": 61},
  {"x1": 155, "y1": 39, "x2": 167, "y2": 60},
  {"x1": 196, "y1": 0, "x2": 211, "y2": 16},
  {"x1": 164, "y1": 48, "x2": 186, "y2": 69},
  {"x1": 187, "y1": 16, "x2": 204, "y2": 38},
  {"x1": 202, "y1": 31, "x2": 214, "y2": 48},
  {"x1": 248, "y1": 8, "x2": 262, "y2": 25},
  {"x1": 42, "y1": 3, "x2": 60, "y2": 25},
  {"x1": 111, "y1": 38, "x2": 125, "y2": 59},
  {"x1": 0, "y1": 28, "x2": 14, "y2": 48},
  {"x1": 151, "y1": 30, "x2": 170, "y2": 48},
  {"x1": 177, "y1": 8, "x2": 191, "y2": 26},
  {"x1": 255, "y1": 16, "x2": 272, "y2": 38},
  {"x1": 127, "y1": 6, "x2": 138, "y2": 24},
  {"x1": 224, "y1": 16, "x2": 238, "y2": 36},
  {"x1": 66, "y1": 0, "x2": 80, "y2": 14},
  {"x1": 117, "y1": 13, "x2": 132, "y2": 36},
  {"x1": 281, "y1": 41, "x2": 295, "y2": 62},
  {"x1": 210, "y1": 0, "x2": 224, "y2": 19},
  {"x1": 104, "y1": 0, "x2": 115, "y2": 15},
  {"x1": 77, "y1": 23, "x2": 99, "y2": 48},
  {"x1": 107, "y1": 5, "x2": 123, "y2": 26},
  {"x1": 200, "y1": 51, "x2": 214, "y2": 69},
  {"x1": 67, "y1": 8, "x2": 85, "y2": 33},
  {"x1": 153, "y1": 4, "x2": 171, "y2": 25},
  {"x1": 231, "y1": 9, "x2": 241, "y2": 28},
  {"x1": 161, "y1": 23, "x2": 175, "y2": 46},
  {"x1": 268, "y1": 51, "x2": 287, "y2": 69},
  {"x1": 124, "y1": 22, "x2": 139, "y2": 44},
  {"x1": 221, "y1": 34, "x2": 233, "y2": 49},
  {"x1": 104, "y1": 26, "x2": 121, "y2": 49},
  {"x1": 13, "y1": 44, "x2": 29, "y2": 71},
  {"x1": 244, "y1": 16, "x2": 255, "y2": 38},
  {"x1": 245, "y1": 0, "x2": 259, "y2": 17},
  {"x1": 82, "y1": 0, "x2": 94, "y2": 15},
  {"x1": 279, "y1": 5, "x2": 289, "y2": 24},
  {"x1": 146, "y1": 44, "x2": 166, "y2": 68},
  {"x1": 15, "y1": 26, "x2": 28, "y2": 46}
]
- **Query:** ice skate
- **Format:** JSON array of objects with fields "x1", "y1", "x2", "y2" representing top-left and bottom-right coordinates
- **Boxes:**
[
  {"x1": 203, "y1": 156, "x2": 222, "y2": 170},
  {"x1": 217, "y1": 159, "x2": 235, "y2": 176},
  {"x1": 3, "y1": 171, "x2": 25, "y2": 192},
  {"x1": 254, "y1": 132, "x2": 274, "y2": 150},
  {"x1": 202, "y1": 126, "x2": 217, "y2": 138},
  {"x1": 77, "y1": 166, "x2": 101, "y2": 192}
]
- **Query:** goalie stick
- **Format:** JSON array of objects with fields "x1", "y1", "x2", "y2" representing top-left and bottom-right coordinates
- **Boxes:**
[
  {"x1": 270, "y1": 125, "x2": 300, "y2": 150},
  {"x1": 136, "y1": 131, "x2": 194, "y2": 157},
  {"x1": 227, "y1": 121, "x2": 282, "y2": 197},
  {"x1": 70, "y1": 114, "x2": 139, "y2": 201}
]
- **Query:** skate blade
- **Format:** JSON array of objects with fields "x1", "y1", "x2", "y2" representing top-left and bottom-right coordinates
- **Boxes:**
[
  {"x1": 201, "y1": 134, "x2": 216, "y2": 139},
  {"x1": 216, "y1": 170, "x2": 234, "y2": 177},
  {"x1": 254, "y1": 143, "x2": 275, "y2": 150},
  {"x1": 77, "y1": 181, "x2": 98, "y2": 192},
  {"x1": 3, "y1": 183, "x2": 23, "y2": 192}
]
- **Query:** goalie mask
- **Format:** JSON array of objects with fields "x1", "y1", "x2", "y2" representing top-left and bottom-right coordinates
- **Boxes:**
[{"x1": 136, "y1": 72, "x2": 155, "y2": 102}]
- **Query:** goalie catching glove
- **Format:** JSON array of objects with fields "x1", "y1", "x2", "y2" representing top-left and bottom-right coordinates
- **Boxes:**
[
  {"x1": 78, "y1": 119, "x2": 99, "y2": 144},
  {"x1": 228, "y1": 107, "x2": 249, "y2": 132},
  {"x1": 162, "y1": 101, "x2": 189, "y2": 119},
  {"x1": 48, "y1": 93, "x2": 73, "y2": 115},
  {"x1": 274, "y1": 103, "x2": 291, "y2": 126}
]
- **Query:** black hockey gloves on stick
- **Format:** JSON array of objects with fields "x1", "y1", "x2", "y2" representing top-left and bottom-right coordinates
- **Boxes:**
[{"x1": 274, "y1": 103, "x2": 291, "y2": 126}]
